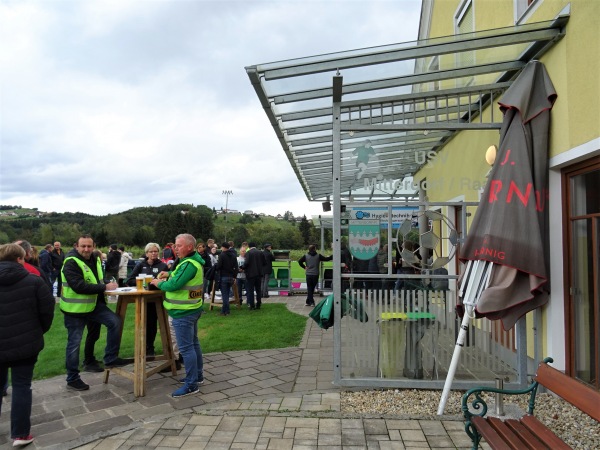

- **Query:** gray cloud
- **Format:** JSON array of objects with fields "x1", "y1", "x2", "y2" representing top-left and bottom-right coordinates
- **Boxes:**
[{"x1": 0, "y1": 0, "x2": 421, "y2": 217}]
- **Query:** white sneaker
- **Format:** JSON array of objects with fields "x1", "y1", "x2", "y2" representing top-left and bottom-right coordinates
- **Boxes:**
[{"x1": 13, "y1": 435, "x2": 34, "y2": 447}]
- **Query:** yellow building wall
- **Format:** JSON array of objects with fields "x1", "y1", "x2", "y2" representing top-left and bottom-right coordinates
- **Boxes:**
[
  {"x1": 426, "y1": 0, "x2": 600, "y2": 158},
  {"x1": 415, "y1": 129, "x2": 496, "y2": 201},
  {"x1": 420, "y1": 0, "x2": 600, "y2": 362},
  {"x1": 535, "y1": 0, "x2": 600, "y2": 156}
]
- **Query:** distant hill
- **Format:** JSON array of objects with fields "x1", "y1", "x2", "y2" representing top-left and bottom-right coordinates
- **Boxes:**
[{"x1": 0, "y1": 204, "x2": 325, "y2": 250}]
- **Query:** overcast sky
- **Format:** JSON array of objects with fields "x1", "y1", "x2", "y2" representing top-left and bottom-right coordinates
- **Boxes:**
[{"x1": 0, "y1": 0, "x2": 421, "y2": 218}]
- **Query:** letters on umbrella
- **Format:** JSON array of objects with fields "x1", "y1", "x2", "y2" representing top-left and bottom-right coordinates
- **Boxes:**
[{"x1": 459, "y1": 61, "x2": 557, "y2": 330}]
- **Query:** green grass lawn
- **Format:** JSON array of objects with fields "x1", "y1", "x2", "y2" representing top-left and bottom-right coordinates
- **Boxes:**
[{"x1": 35, "y1": 302, "x2": 307, "y2": 381}]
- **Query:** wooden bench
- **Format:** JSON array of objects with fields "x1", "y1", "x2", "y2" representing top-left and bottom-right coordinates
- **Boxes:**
[{"x1": 462, "y1": 357, "x2": 600, "y2": 449}]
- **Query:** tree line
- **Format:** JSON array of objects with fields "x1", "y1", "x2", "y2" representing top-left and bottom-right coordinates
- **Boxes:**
[{"x1": 0, "y1": 204, "x2": 330, "y2": 249}]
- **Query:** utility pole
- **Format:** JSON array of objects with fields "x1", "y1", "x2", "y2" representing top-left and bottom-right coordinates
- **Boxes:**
[{"x1": 222, "y1": 190, "x2": 233, "y2": 241}]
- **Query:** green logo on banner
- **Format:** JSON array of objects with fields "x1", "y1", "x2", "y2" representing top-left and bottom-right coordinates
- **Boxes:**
[{"x1": 349, "y1": 220, "x2": 380, "y2": 260}]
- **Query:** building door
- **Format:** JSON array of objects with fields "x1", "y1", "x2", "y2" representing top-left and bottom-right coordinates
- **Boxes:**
[{"x1": 564, "y1": 156, "x2": 600, "y2": 388}]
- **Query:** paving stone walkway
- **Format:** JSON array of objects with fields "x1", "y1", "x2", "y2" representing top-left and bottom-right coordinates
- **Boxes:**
[{"x1": 0, "y1": 295, "x2": 474, "y2": 450}]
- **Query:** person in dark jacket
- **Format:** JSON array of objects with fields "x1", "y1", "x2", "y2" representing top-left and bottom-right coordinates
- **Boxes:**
[
  {"x1": 244, "y1": 242, "x2": 265, "y2": 310},
  {"x1": 260, "y1": 243, "x2": 275, "y2": 298},
  {"x1": 104, "y1": 244, "x2": 121, "y2": 283},
  {"x1": 216, "y1": 242, "x2": 239, "y2": 316},
  {"x1": 0, "y1": 243, "x2": 55, "y2": 447},
  {"x1": 125, "y1": 243, "x2": 169, "y2": 358},
  {"x1": 298, "y1": 244, "x2": 333, "y2": 306},
  {"x1": 38, "y1": 244, "x2": 53, "y2": 280},
  {"x1": 61, "y1": 235, "x2": 128, "y2": 392},
  {"x1": 50, "y1": 241, "x2": 66, "y2": 296},
  {"x1": 79, "y1": 249, "x2": 112, "y2": 374},
  {"x1": 196, "y1": 242, "x2": 212, "y2": 301}
]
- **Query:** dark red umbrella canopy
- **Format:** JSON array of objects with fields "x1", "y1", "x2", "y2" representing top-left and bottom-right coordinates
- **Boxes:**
[{"x1": 459, "y1": 61, "x2": 557, "y2": 330}]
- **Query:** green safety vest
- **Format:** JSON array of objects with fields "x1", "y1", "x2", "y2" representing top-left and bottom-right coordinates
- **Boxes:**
[
  {"x1": 60, "y1": 256, "x2": 104, "y2": 314},
  {"x1": 163, "y1": 259, "x2": 204, "y2": 311}
]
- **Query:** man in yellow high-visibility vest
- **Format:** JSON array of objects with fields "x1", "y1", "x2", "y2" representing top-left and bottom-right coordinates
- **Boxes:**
[
  {"x1": 151, "y1": 233, "x2": 204, "y2": 398},
  {"x1": 61, "y1": 235, "x2": 129, "y2": 391}
]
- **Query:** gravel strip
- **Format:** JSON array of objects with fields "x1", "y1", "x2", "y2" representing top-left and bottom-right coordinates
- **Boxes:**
[{"x1": 341, "y1": 389, "x2": 599, "y2": 449}]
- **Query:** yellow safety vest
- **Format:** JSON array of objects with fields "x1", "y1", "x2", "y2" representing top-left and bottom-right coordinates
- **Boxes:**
[
  {"x1": 163, "y1": 259, "x2": 204, "y2": 311},
  {"x1": 60, "y1": 256, "x2": 103, "y2": 314}
]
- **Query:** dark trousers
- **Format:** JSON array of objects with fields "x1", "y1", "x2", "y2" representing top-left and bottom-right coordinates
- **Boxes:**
[
  {"x1": 236, "y1": 278, "x2": 246, "y2": 303},
  {"x1": 84, "y1": 304, "x2": 158, "y2": 360},
  {"x1": 245, "y1": 276, "x2": 262, "y2": 309},
  {"x1": 84, "y1": 321, "x2": 101, "y2": 365},
  {"x1": 0, "y1": 362, "x2": 35, "y2": 439},
  {"x1": 65, "y1": 304, "x2": 122, "y2": 382},
  {"x1": 220, "y1": 276, "x2": 233, "y2": 314},
  {"x1": 306, "y1": 274, "x2": 319, "y2": 305},
  {"x1": 146, "y1": 302, "x2": 158, "y2": 353}
]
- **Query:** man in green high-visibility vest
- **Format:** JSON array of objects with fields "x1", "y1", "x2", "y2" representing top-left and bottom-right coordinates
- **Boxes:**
[
  {"x1": 60, "y1": 234, "x2": 129, "y2": 392},
  {"x1": 151, "y1": 233, "x2": 205, "y2": 398}
]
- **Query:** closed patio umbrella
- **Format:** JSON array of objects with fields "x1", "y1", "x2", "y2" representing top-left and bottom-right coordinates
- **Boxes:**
[{"x1": 438, "y1": 61, "x2": 557, "y2": 414}]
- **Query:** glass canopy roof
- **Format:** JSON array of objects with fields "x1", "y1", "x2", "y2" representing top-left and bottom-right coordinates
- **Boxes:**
[{"x1": 246, "y1": 13, "x2": 568, "y2": 203}]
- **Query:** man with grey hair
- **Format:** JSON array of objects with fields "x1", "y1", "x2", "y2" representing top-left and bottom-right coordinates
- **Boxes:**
[{"x1": 151, "y1": 234, "x2": 205, "y2": 398}]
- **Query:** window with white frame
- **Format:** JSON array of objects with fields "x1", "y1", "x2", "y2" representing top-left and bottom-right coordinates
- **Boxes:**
[
  {"x1": 455, "y1": 0, "x2": 474, "y2": 87},
  {"x1": 515, "y1": 0, "x2": 540, "y2": 24}
]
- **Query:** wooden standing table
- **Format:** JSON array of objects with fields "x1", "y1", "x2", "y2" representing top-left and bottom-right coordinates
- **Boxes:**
[{"x1": 103, "y1": 289, "x2": 177, "y2": 397}]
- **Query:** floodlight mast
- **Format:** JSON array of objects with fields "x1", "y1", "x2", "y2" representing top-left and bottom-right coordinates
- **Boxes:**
[
  {"x1": 222, "y1": 190, "x2": 233, "y2": 241},
  {"x1": 222, "y1": 190, "x2": 234, "y2": 218}
]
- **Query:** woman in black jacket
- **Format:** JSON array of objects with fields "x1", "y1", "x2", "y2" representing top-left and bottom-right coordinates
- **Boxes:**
[
  {"x1": 0, "y1": 243, "x2": 55, "y2": 447},
  {"x1": 125, "y1": 243, "x2": 168, "y2": 358}
]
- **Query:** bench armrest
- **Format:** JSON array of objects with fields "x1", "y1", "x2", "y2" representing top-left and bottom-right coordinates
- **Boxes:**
[{"x1": 461, "y1": 357, "x2": 553, "y2": 449}]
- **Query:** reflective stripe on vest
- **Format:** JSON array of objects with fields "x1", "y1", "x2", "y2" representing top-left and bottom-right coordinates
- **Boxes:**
[
  {"x1": 60, "y1": 256, "x2": 103, "y2": 314},
  {"x1": 164, "y1": 259, "x2": 204, "y2": 310}
]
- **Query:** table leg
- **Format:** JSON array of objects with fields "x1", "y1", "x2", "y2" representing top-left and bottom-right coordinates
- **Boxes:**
[
  {"x1": 155, "y1": 302, "x2": 176, "y2": 375},
  {"x1": 209, "y1": 282, "x2": 215, "y2": 310},
  {"x1": 134, "y1": 295, "x2": 147, "y2": 397},
  {"x1": 105, "y1": 296, "x2": 130, "y2": 385},
  {"x1": 104, "y1": 293, "x2": 168, "y2": 397}
]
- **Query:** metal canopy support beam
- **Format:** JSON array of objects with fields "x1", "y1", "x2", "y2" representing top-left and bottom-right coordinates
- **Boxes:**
[
  {"x1": 342, "y1": 123, "x2": 502, "y2": 131},
  {"x1": 332, "y1": 75, "x2": 343, "y2": 386},
  {"x1": 340, "y1": 81, "x2": 512, "y2": 108},
  {"x1": 245, "y1": 15, "x2": 569, "y2": 204},
  {"x1": 272, "y1": 61, "x2": 524, "y2": 105},
  {"x1": 260, "y1": 21, "x2": 564, "y2": 80}
]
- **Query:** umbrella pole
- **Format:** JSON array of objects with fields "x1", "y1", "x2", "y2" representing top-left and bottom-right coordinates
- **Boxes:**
[
  {"x1": 437, "y1": 310, "x2": 472, "y2": 415},
  {"x1": 437, "y1": 260, "x2": 492, "y2": 415}
]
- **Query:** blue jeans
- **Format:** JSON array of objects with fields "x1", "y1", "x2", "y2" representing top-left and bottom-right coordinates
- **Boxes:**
[
  {"x1": 64, "y1": 303, "x2": 122, "y2": 383},
  {"x1": 245, "y1": 276, "x2": 262, "y2": 309},
  {"x1": 171, "y1": 310, "x2": 203, "y2": 389},
  {"x1": 220, "y1": 276, "x2": 233, "y2": 314},
  {"x1": 0, "y1": 363, "x2": 35, "y2": 439}
]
